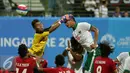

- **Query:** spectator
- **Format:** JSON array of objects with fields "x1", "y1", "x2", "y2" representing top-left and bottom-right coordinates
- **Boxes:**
[
  {"x1": 94, "y1": 3, "x2": 100, "y2": 17},
  {"x1": 73, "y1": 0, "x2": 85, "y2": 17},
  {"x1": 99, "y1": 0, "x2": 108, "y2": 17},
  {"x1": 113, "y1": 6, "x2": 122, "y2": 17},
  {"x1": 84, "y1": 0, "x2": 96, "y2": 17},
  {"x1": 123, "y1": 11, "x2": 129, "y2": 17},
  {"x1": 2, "y1": 0, "x2": 17, "y2": 16}
]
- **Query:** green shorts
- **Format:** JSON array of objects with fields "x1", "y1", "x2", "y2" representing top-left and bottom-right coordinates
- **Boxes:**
[{"x1": 84, "y1": 48, "x2": 101, "y2": 73}]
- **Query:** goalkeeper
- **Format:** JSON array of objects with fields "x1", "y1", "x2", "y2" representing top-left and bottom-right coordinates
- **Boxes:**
[{"x1": 28, "y1": 18, "x2": 65, "y2": 57}]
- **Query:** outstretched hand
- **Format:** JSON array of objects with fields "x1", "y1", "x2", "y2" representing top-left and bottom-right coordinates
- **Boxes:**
[
  {"x1": 59, "y1": 14, "x2": 74, "y2": 24},
  {"x1": 58, "y1": 15, "x2": 67, "y2": 24}
]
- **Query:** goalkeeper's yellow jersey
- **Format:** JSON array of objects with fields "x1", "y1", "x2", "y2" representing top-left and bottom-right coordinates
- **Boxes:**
[{"x1": 28, "y1": 30, "x2": 49, "y2": 57}]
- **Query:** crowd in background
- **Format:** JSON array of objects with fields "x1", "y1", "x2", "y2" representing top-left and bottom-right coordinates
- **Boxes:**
[{"x1": 0, "y1": 0, "x2": 129, "y2": 17}]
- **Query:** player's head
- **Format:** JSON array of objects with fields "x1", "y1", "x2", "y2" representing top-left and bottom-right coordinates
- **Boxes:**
[
  {"x1": 18, "y1": 44, "x2": 29, "y2": 58},
  {"x1": 64, "y1": 14, "x2": 76, "y2": 28},
  {"x1": 55, "y1": 54, "x2": 65, "y2": 67},
  {"x1": 70, "y1": 37, "x2": 83, "y2": 53},
  {"x1": 99, "y1": 40, "x2": 114, "y2": 57},
  {"x1": 32, "y1": 19, "x2": 44, "y2": 33}
]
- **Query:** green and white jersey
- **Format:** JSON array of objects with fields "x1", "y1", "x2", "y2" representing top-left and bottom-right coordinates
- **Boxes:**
[
  {"x1": 123, "y1": 56, "x2": 130, "y2": 73},
  {"x1": 117, "y1": 52, "x2": 130, "y2": 73},
  {"x1": 72, "y1": 22, "x2": 94, "y2": 52}
]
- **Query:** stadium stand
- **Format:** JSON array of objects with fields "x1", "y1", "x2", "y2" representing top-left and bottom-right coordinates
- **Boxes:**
[{"x1": 0, "y1": 0, "x2": 129, "y2": 17}]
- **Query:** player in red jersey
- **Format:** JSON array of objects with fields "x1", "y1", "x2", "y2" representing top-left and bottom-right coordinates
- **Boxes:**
[
  {"x1": 93, "y1": 40, "x2": 117, "y2": 73},
  {"x1": 14, "y1": 44, "x2": 37, "y2": 73},
  {"x1": 38, "y1": 54, "x2": 75, "y2": 73}
]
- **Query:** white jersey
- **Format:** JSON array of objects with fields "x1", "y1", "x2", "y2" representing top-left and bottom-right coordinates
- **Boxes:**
[
  {"x1": 124, "y1": 56, "x2": 130, "y2": 72},
  {"x1": 72, "y1": 22, "x2": 94, "y2": 52},
  {"x1": 67, "y1": 50, "x2": 86, "y2": 73},
  {"x1": 117, "y1": 52, "x2": 130, "y2": 73}
]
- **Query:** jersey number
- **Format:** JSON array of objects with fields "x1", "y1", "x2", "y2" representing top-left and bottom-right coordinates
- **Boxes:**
[
  {"x1": 96, "y1": 66, "x2": 102, "y2": 73},
  {"x1": 16, "y1": 68, "x2": 27, "y2": 73}
]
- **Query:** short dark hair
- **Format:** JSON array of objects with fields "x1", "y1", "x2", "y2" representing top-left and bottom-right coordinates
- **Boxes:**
[
  {"x1": 72, "y1": 17, "x2": 76, "y2": 22},
  {"x1": 65, "y1": 14, "x2": 76, "y2": 23},
  {"x1": 70, "y1": 37, "x2": 82, "y2": 52},
  {"x1": 31, "y1": 19, "x2": 40, "y2": 29},
  {"x1": 55, "y1": 54, "x2": 65, "y2": 66},
  {"x1": 18, "y1": 44, "x2": 28, "y2": 58},
  {"x1": 69, "y1": 14, "x2": 76, "y2": 22},
  {"x1": 99, "y1": 40, "x2": 114, "y2": 57}
]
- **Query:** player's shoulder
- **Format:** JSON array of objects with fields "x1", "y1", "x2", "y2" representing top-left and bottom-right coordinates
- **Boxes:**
[
  {"x1": 15, "y1": 56, "x2": 20, "y2": 59},
  {"x1": 43, "y1": 67, "x2": 55, "y2": 72},
  {"x1": 119, "y1": 52, "x2": 129, "y2": 56},
  {"x1": 30, "y1": 57, "x2": 37, "y2": 61},
  {"x1": 95, "y1": 56, "x2": 101, "y2": 60},
  {"x1": 126, "y1": 56, "x2": 130, "y2": 61},
  {"x1": 78, "y1": 22, "x2": 91, "y2": 25},
  {"x1": 15, "y1": 56, "x2": 21, "y2": 60},
  {"x1": 106, "y1": 58, "x2": 115, "y2": 64},
  {"x1": 77, "y1": 22, "x2": 91, "y2": 29},
  {"x1": 43, "y1": 27, "x2": 50, "y2": 32},
  {"x1": 107, "y1": 57, "x2": 114, "y2": 61},
  {"x1": 62, "y1": 67, "x2": 74, "y2": 71},
  {"x1": 25, "y1": 57, "x2": 36, "y2": 62}
]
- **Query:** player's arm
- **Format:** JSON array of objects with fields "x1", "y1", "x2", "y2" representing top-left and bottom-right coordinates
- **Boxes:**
[
  {"x1": 62, "y1": 49, "x2": 68, "y2": 57},
  {"x1": 38, "y1": 67, "x2": 54, "y2": 73},
  {"x1": 67, "y1": 48, "x2": 83, "y2": 61},
  {"x1": 113, "y1": 69, "x2": 118, "y2": 73},
  {"x1": 89, "y1": 25, "x2": 99, "y2": 46},
  {"x1": 66, "y1": 40, "x2": 83, "y2": 61},
  {"x1": 48, "y1": 21, "x2": 61, "y2": 33},
  {"x1": 48, "y1": 16, "x2": 67, "y2": 33},
  {"x1": 114, "y1": 58, "x2": 121, "y2": 66},
  {"x1": 114, "y1": 52, "x2": 126, "y2": 67}
]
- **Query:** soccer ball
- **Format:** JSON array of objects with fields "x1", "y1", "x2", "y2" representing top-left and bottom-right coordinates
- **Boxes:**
[{"x1": 16, "y1": 4, "x2": 28, "y2": 16}]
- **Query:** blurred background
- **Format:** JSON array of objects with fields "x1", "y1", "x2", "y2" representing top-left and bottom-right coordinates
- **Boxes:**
[
  {"x1": 0, "y1": 0, "x2": 130, "y2": 71},
  {"x1": 0, "y1": 0, "x2": 129, "y2": 17}
]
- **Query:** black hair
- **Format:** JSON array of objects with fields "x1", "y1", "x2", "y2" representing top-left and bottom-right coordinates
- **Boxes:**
[
  {"x1": 72, "y1": 17, "x2": 76, "y2": 22},
  {"x1": 70, "y1": 15, "x2": 76, "y2": 22},
  {"x1": 99, "y1": 40, "x2": 114, "y2": 57},
  {"x1": 70, "y1": 37, "x2": 83, "y2": 52},
  {"x1": 31, "y1": 19, "x2": 40, "y2": 29},
  {"x1": 55, "y1": 54, "x2": 65, "y2": 66},
  {"x1": 18, "y1": 44, "x2": 28, "y2": 58},
  {"x1": 65, "y1": 14, "x2": 76, "y2": 23}
]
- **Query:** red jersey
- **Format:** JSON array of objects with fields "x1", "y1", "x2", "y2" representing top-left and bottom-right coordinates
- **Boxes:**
[
  {"x1": 40, "y1": 59, "x2": 48, "y2": 68},
  {"x1": 93, "y1": 56, "x2": 116, "y2": 73},
  {"x1": 15, "y1": 56, "x2": 36, "y2": 73},
  {"x1": 43, "y1": 67, "x2": 75, "y2": 73}
]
